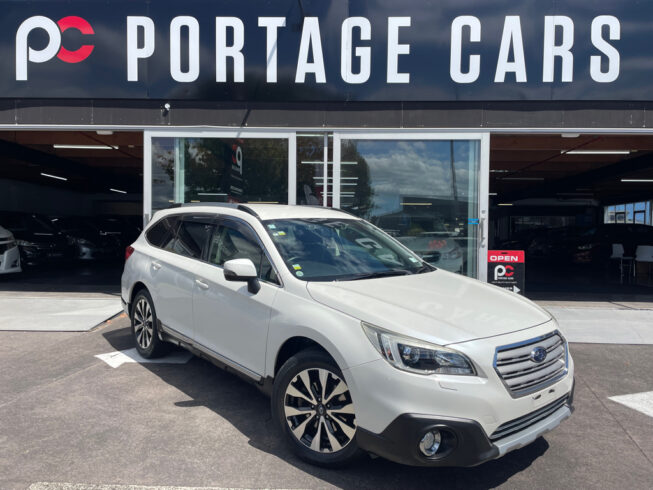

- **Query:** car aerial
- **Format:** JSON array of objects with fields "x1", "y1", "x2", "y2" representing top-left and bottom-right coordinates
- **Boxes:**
[
  {"x1": 0, "y1": 211, "x2": 73, "y2": 266},
  {"x1": 0, "y1": 225, "x2": 21, "y2": 274},
  {"x1": 121, "y1": 203, "x2": 574, "y2": 468}
]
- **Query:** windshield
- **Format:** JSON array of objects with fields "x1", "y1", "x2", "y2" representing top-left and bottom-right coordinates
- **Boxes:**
[{"x1": 263, "y1": 218, "x2": 434, "y2": 281}]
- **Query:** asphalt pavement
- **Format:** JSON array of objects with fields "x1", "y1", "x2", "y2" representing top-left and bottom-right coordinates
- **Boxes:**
[{"x1": 1, "y1": 315, "x2": 652, "y2": 490}]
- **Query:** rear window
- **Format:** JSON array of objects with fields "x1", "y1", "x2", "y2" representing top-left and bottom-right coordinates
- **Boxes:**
[{"x1": 146, "y1": 216, "x2": 179, "y2": 249}]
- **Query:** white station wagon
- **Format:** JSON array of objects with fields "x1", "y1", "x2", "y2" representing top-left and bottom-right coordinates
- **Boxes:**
[{"x1": 121, "y1": 204, "x2": 574, "y2": 467}]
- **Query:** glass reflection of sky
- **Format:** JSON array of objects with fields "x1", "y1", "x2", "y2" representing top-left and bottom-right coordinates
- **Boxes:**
[{"x1": 353, "y1": 140, "x2": 476, "y2": 217}]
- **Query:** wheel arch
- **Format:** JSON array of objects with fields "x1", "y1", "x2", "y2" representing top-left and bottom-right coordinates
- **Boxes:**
[
  {"x1": 274, "y1": 336, "x2": 338, "y2": 376},
  {"x1": 128, "y1": 281, "x2": 149, "y2": 314}
]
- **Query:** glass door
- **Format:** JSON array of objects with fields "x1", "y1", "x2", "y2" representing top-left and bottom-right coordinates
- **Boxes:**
[
  {"x1": 144, "y1": 130, "x2": 296, "y2": 218},
  {"x1": 332, "y1": 132, "x2": 489, "y2": 280}
]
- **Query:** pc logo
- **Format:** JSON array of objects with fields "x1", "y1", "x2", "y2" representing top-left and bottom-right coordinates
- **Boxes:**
[{"x1": 16, "y1": 15, "x2": 95, "y2": 81}]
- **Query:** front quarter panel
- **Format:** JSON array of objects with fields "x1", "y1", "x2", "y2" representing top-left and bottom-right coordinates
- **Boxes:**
[{"x1": 266, "y1": 286, "x2": 380, "y2": 377}]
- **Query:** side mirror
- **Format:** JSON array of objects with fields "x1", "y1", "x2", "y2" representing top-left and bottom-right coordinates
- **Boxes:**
[{"x1": 224, "y1": 258, "x2": 261, "y2": 294}]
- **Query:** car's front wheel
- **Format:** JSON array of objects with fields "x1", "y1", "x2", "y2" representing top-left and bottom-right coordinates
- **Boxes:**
[
  {"x1": 272, "y1": 349, "x2": 362, "y2": 467},
  {"x1": 131, "y1": 289, "x2": 168, "y2": 358}
]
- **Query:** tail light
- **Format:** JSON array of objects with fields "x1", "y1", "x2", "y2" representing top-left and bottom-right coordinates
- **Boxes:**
[{"x1": 125, "y1": 245, "x2": 135, "y2": 261}]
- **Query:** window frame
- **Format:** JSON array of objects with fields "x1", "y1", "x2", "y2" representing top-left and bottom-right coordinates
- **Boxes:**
[{"x1": 207, "y1": 215, "x2": 283, "y2": 287}]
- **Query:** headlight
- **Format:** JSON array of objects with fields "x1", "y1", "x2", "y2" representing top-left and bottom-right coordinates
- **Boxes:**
[
  {"x1": 362, "y1": 322, "x2": 476, "y2": 376},
  {"x1": 16, "y1": 240, "x2": 37, "y2": 248}
]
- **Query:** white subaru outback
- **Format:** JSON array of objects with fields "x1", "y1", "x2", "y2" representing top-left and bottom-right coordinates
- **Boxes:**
[{"x1": 121, "y1": 204, "x2": 574, "y2": 467}]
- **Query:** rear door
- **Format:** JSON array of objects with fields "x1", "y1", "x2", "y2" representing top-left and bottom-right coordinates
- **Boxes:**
[
  {"x1": 147, "y1": 214, "x2": 213, "y2": 340},
  {"x1": 192, "y1": 216, "x2": 280, "y2": 377}
]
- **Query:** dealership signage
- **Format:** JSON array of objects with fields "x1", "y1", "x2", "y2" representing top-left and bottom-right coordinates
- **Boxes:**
[
  {"x1": 488, "y1": 251, "x2": 525, "y2": 295},
  {"x1": 3, "y1": 0, "x2": 653, "y2": 100}
]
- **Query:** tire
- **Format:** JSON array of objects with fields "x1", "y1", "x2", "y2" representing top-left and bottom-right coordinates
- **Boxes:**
[
  {"x1": 130, "y1": 289, "x2": 168, "y2": 359},
  {"x1": 272, "y1": 349, "x2": 362, "y2": 467}
]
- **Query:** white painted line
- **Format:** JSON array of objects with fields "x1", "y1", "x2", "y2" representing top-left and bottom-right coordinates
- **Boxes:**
[
  {"x1": 29, "y1": 484, "x2": 239, "y2": 490},
  {"x1": 608, "y1": 391, "x2": 653, "y2": 418},
  {"x1": 95, "y1": 348, "x2": 192, "y2": 368}
]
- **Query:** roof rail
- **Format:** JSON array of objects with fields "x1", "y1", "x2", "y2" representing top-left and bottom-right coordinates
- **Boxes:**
[{"x1": 166, "y1": 202, "x2": 260, "y2": 219}]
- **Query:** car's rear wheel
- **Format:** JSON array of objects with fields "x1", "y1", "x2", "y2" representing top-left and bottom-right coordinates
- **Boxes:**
[
  {"x1": 131, "y1": 289, "x2": 168, "y2": 358},
  {"x1": 272, "y1": 349, "x2": 362, "y2": 467}
]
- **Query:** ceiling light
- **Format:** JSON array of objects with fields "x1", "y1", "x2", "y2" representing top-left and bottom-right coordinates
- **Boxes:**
[
  {"x1": 489, "y1": 192, "x2": 498, "y2": 196},
  {"x1": 401, "y1": 202, "x2": 432, "y2": 206},
  {"x1": 561, "y1": 133, "x2": 581, "y2": 138},
  {"x1": 498, "y1": 203, "x2": 514, "y2": 206},
  {"x1": 490, "y1": 169, "x2": 511, "y2": 173},
  {"x1": 501, "y1": 177, "x2": 545, "y2": 181},
  {"x1": 564, "y1": 150, "x2": 630, "y2": 155},
  {"x1": 41, "y1": 172, "x2": 67, "y2": 181},
  {"x1": 621, "y1": 179, "x2": 653, "y2": 183},
  {"x1": 109, "y1": 188, "x2": 127, "y2": 194},
  {"x1": 53, "y1": 144, "x2": 118, "y2": 150},
  {"x1": 96, "y1": 130, "x2": 114, "y2": 135}
]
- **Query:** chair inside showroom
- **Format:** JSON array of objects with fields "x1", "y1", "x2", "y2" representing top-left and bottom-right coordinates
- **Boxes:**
[
  {"x1": 635, "y1": 245, "x2": 653, "y2": 285},
  {"x1": 610, "y1": 243, "x2": 634, "y2": 284}
]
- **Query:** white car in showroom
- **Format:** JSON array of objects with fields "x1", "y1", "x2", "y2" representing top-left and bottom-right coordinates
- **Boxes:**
[
  {"x1": 0, "y1": 225, "x2": 21, "y2": 274},
  {"x1": 121, "y1": 204, "x2": 574, "y2": 467}
]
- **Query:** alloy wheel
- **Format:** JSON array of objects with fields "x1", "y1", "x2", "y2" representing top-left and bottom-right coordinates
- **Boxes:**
[
  {"x1": 283, "y1": 368, "x2": 356, "y2": 453},
  {"x1": 133, "y1": 297, "x2": 154, "y2": 349}
]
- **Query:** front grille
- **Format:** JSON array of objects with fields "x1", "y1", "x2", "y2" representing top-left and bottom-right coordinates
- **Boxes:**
[
  {"x1": 494, "y1": 331, "x2": 567, "y2": 397},
  {"x1": 490, "y1": 395, "x2": 569, "y2": 441}
]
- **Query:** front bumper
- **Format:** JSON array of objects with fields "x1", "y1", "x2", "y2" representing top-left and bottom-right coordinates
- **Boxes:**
[{"x1": 356, "y1": 382, "x2": 574, "y2": 467}]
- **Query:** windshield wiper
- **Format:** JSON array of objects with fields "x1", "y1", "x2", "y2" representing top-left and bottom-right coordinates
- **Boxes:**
[
  {"x1": 346, "y1": 269, "x2": 413, "y2": 281},
  {"x1": 416, "y1": 263, "x2": 436, "y2": 274}
]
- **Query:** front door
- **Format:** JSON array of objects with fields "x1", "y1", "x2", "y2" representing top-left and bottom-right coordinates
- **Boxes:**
[{"x1": 192, "y1": 217, "x2": 280, "y2": 377}]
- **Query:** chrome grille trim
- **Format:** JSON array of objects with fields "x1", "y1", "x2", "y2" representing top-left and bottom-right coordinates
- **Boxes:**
[
  {"x1": 490, "y1": 395, "x2": 569, "y2": 441},
  {"x1": 493, "y1": 330, "x2": 568, "y2": 398}
]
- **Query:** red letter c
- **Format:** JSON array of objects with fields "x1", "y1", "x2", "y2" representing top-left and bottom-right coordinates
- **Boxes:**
[{"x1": 56, "y1": 16, "x2": 94, "y2": 63}]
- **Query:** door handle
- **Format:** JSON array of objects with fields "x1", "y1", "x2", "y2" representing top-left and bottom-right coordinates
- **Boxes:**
[
  {"x1": 151, "y1": 261, "x2": 162, "y2": 271},
  {"x1": 195, "y1": 278, "x2": 209, "y2": 290}
]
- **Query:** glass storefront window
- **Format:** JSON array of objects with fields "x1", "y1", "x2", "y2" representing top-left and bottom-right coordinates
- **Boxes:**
[
  {"x1": 151, "y1": 136, "x2": 289, "y2": 212},
  {"x1": 296, "y1": 134, "x2": 332, "y2": 206},
  {"x1": 337, "y1": 139, "x2": 480, "y2": 277}
]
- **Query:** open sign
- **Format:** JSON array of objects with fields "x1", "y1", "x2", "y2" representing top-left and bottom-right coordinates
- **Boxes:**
[{"x1": 488, "y1": 250, "x2": 525, "y2": 295}]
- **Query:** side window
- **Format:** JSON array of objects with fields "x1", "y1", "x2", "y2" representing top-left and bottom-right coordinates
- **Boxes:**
[
  {"x1": 208, "y1": 220, "x2": 279, "y2": 284},
  {"x1": 166, "y1": 215, "x2": 214, "y2": 259},
  {"x1": 146, "y1": 216, "x2": 178, "y2": 249}
]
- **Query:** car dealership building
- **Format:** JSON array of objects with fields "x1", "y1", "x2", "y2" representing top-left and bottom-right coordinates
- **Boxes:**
[{"x1": 2, "y1": 0, "x2": 653, "y2": 296}]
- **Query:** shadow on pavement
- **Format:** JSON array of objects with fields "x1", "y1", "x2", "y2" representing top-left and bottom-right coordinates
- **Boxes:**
[{"x1": 102, "y1": 325, "x2": 550, "y2": 489}]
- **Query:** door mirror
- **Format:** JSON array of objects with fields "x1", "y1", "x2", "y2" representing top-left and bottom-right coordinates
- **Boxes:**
[{"x1": 223, "y1": 258, "x2": 260, "y2": 294}]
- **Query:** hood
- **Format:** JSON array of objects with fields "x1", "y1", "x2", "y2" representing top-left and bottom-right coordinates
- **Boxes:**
[
  {"x1": 306, "y1": 270, "x2": 552, "y2": 345},
  {"x1": 0, "y1": 226, "x2": 13, "y2": 241}
]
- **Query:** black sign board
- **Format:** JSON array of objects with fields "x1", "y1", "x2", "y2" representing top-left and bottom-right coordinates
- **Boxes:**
[
  {"x1": 3, "y1": 1, "x2": 653, "y2": 101},
  {"x1": 488, "y1": 250, "x2": 525, "y2": 295}
]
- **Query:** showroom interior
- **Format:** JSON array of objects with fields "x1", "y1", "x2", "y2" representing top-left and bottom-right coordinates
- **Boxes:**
[
  {"x1": 490, "y1": 133, "x2": 653, "y2": 298},
  {"x1": 0, "y1": 130, "x2": 143, "y2": 292},
  {"x1": 2, "y1": 128, "x2": 653, "y2": 300}
]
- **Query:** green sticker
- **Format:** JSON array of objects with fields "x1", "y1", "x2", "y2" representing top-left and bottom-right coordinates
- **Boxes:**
[{"x1": 296, "y1": 271, "x2": 304, "y2": 277}]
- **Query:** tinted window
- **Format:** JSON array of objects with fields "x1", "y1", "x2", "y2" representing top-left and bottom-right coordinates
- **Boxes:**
[
  {"x1": 168, "y1": 217, "x2": 213, "y2": 259},
  {"x1": 208, "y1": 220, "x2": 278, "y2": 284},
  {"x1": 146, "y1": 217, "x2": 178, "y2": 249}
]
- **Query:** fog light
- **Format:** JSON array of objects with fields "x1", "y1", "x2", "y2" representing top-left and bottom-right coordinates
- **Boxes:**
[{"x1": 419, "y1": 430, "x2": 441, "y2": 456}]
